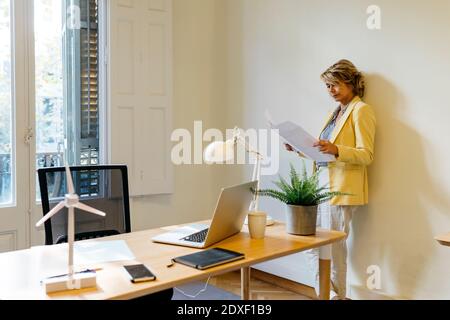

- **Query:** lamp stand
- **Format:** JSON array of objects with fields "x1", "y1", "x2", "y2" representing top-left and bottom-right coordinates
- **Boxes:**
[{"x1": 204, "y1": 127, "x2": 275, "y2": 226}]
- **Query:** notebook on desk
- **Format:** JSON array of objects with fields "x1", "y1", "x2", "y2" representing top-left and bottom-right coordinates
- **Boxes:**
[
  {"x1": 172, "y1": 247, "x2": 245, "y2": 270},
  {"x1": 151, "y1": 181, "x2": 257, "y2": 248}
]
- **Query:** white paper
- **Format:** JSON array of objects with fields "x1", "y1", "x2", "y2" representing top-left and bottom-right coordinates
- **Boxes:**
[
  {"x1": 74, "y1": 240, "x2": 135, "y2": 265},
  {"x1": 26, "y1": 240, "x2": 135, "y2": 281},
  {"x1": 265, "y1": 110, "x2": 335, "y2": 162}
]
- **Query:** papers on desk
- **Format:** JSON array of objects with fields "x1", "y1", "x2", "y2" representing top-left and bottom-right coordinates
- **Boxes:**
[
  {"x1": 74, "y1": 240, "x2": 135, "y2": 265},
  {"x1": 29, "y1": 240, "x2": 136, "y2": 279},
  {"x1": 266, "y1": 110, "x2": 336, "y2": 163}
]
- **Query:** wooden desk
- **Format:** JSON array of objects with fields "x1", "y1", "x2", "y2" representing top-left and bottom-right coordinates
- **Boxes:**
[
  {"x1": 0, "y1": 221, "x2": 345, "y2": 300},
  {"x1": 435, "y1": 232, "x2": 450, "y2": 247}
]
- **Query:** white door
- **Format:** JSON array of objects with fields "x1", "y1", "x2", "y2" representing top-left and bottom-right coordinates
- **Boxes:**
[
  {"x1": 0, "y1": 0, "x2": 31, "y2": 252},
  {"x1": 0, "y1": 0, "x2": 105, "y2": 250},
  {"x1": 1, "y1": 0, "x2": 70, "y2": 249},
  {"x1": 30, "y1": 0, "x2": 106, "y2": 246},
  {"x1": 29, "y1": 0, "x2": 66, "y2": 246}
]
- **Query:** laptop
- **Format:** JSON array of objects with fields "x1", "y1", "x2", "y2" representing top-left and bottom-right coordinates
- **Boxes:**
[{"x1": 151, "y1": 181, "x2": 257, "y2": 248}]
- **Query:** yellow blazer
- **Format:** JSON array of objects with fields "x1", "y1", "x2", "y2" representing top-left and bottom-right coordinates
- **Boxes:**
[{"x1": 317, "y1": 96, "x2": 376, "y2": 206}]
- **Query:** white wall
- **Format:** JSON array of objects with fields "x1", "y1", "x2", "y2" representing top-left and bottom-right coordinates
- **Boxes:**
[
  {"x1": 222, "y1": 0, "x2": 450, "y2": 299},
  {"x1": 131, "y1": 0, "x2": 228, "y2": 229},
  {"x1": 133, "y1": 0, "x2": 450, "y2": 299}
]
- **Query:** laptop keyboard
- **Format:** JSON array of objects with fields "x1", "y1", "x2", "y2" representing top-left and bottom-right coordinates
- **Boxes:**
[{"x1": 182, "y1": 228, "x2": 209, "y2": 243}]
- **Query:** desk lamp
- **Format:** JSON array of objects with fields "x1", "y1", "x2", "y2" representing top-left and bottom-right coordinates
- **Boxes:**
[
  {"x1": 35, "y1": 164, "x2": 106, "y2": 293},
  {"x1": 204, "y1": 127, "x2": 274, "y2": 226}
]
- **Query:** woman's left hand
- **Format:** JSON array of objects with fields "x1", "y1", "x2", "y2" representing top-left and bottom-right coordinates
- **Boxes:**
[{"x1": 313, "y1": 140, "x2": 339, "y2": 156}]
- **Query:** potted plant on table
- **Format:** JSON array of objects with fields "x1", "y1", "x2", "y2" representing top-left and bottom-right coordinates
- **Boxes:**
[{"x1": 257, "y1": 162, "x2": 347, "y2": 235}]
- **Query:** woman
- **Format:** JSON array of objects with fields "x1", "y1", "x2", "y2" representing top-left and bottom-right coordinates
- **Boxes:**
[{"x1": 286, "y1": 59, "x2": 376, "y2": 299}]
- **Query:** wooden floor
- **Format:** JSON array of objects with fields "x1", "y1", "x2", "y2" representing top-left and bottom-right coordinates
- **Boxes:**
[{"x1": 210, "y1": 271, "x2": 312, "y2": 300}]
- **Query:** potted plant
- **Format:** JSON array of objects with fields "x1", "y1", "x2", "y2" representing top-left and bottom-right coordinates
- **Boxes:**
[{"x1": 257, "y1": 162, "x2": 347, "y2": 235}]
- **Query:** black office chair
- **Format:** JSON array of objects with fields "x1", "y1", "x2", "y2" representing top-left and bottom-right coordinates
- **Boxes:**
[
  {"x1": 38, "y1": 164, "x2": 173, "y2": 300},
  {"x1": 38, "y1": 165, "x2": 131, "y2": 245}
]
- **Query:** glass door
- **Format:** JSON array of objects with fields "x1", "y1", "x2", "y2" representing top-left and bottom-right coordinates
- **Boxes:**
[
  {"x1": 31, "y1": 0, "x2": 103, "y2": 245},
  {"x1": 0, "y1": 0, "x2": 30, "y2": 252},
  {"x1": 0, "y1": 0, "x2": 104, "y2": 249},
  {"x1": 0, "y1": 0, "x2": 13, "y2": 206}
]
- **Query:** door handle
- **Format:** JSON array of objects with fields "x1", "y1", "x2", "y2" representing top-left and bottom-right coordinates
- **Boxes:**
[{"x1": 24, "y1": 128, "x2": 34, "y2": 145}]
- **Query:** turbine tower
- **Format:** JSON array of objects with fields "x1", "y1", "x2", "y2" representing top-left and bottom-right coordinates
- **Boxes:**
[{"x1": 36, "y1": 164, "x2": 106, "y2": 293}]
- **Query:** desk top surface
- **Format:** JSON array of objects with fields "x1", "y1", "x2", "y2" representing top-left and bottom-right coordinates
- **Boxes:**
[
  {"x1": 0, "y1": 221, "x2": 345, "y2": 300},
  {"x1": 435, "y1": 232, "x2": 450, "y2": 247}
]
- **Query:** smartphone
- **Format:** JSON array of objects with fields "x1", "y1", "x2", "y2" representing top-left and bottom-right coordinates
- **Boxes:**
[{"x1": 123, "y1": 264, "x2": 156, "y2": 283}]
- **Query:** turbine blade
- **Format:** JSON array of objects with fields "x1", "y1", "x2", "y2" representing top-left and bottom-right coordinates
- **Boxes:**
[
  {"x1": 65, "y1": 165, "x2": 75, "y2": 194},
  {"x1": 74, "y1": 202, "x2": 106, "y2": 217},
  {"x1": 35, "y1": 201, "x2": 66, "y2": 227}
]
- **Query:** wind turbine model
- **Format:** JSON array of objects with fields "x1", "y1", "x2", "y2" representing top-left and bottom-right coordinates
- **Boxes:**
[{"x1": 36, "y1": 164, "x2": 106, "y2": 293}]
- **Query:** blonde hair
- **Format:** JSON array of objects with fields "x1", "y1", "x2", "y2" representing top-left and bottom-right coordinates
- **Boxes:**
[{"x1": 321, "y1": 59, "x2": 365, "y2": 98}]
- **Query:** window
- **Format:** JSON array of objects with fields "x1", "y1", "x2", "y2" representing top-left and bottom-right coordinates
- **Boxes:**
[
  {"x1": 65, "y1": 0, "x2": 100, "y2": 167},
  {"x1": 0, "y1": 0, "x2": 12, "y2": 205},
  {"x1": 35, "y1": 0, "x2": 102, "y2": 198},
  {"x1": 35, "y1": 0, "x2": 64, "y2": 170},
  {"x1": 0, "y1": 0, "x2": 106, "y2": 250}
]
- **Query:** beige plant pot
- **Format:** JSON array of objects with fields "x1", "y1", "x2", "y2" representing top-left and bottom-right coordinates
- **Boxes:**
[{"x1": 285, "y1": 204, "x2": 318, "y2": 235}]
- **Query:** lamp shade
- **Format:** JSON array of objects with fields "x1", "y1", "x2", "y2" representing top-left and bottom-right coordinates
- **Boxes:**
[{"x1": 204, "y1": 140, "x2": 235, "y2": 164}]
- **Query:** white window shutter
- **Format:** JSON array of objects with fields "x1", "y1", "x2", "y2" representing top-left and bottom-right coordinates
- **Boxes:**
[{"x1": 108, "y1": 0, "x2": 173, "y2": 196}]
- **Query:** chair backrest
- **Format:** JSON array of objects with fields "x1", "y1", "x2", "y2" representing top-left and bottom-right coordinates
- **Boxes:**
[{"x1": 38, "y1": 165, "x2": 131, "y2": 245}]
